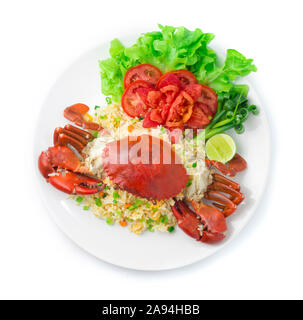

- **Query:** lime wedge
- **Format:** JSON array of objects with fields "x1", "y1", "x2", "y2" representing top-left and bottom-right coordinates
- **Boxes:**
[{"x1": 205, "y1": 134, "x2": 236, "y2": 164}]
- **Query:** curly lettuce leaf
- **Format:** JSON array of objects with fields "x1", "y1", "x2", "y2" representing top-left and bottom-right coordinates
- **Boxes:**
[
  {"x1": 99, "y1": 25, "x2": 257, "y2": 102},
  {"x1": 201, "y1": 49, "x2": 257, "y2": 92}
]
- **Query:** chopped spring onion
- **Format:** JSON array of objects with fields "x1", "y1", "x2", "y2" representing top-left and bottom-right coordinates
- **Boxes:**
[
  {"x1": 131, "y1": 118, "x2": 139, "y2": 124},
  {"x1": 83, "y1": 206, "x2": 89, "y2": 210},
  {"x1": 106, "y1": 97, "x2": 112, "y2": 104},
  {"x1": 148, "y1": 225, "x2": 154, "y2": 232},
  {"x1": 106, "y1": 217, "x2": 114, "y2": 225},
  {"x1": 139, "y1": 116, "x2": 144, "y2": 121},
  {"x1": 160, "y1": 215, "x2": 168, "y2": 224},
  {"x1": 128, "y1": 200, "x2": 143, "y2": 211},
  {"x1": 192, "y1": 162, "x2": 197, "y2": 168},
  {"x1": 113, "y1": 200, "x2": 118, "y2": 204},
  {"x1": 100, "y1": 115, "x2": 107, "y2": 120},
  {"x1": 168, "y1": 226, "x2": 175, "y2": 233},
  {"x1": 114, "y1": 116, "x2": 121, "y2": 123},
  {"x1": 186, "y1": 180, "x2": 192, "y2": 187},
  {"x1": 95, "y1": 198, "x2": 102, "y2": 207},
  {"x1": 116, "y1": 210, "x2": 121, "y2": 215},
  {"x1": 92, "y1": 131, "x2": 99, "y2": 138},
  {"x1": 76, "y1": 196, "x2": 83, "y2": 203},
  {"x1": 94, "y1": 105, "x2": 100, "y2": 110},
  {"x1": 113, "y1": 191, "x2": 120, "y2": 199}
]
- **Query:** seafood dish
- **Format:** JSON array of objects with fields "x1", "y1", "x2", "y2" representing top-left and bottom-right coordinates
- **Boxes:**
[{"x1": 38, "y1": 25, "x2": 259, "y2": 244}]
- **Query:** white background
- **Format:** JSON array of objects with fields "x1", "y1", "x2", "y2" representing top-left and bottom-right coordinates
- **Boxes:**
[{"x1": 0, "y1": 0, "x2": 302, "y2": 300}]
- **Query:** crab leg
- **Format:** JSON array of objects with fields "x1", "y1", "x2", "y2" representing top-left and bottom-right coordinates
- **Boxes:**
[
  {"x1": 64, "y1": 104, "x2": 102, "y2": 131},
  {"x1": 212, "y1": 173, "x2": 240, "y2": 191},
  {"x1": 207, "y1": 181, "x2": 244, "y2": 205},
  {"x1": 204, "y1": 190, "x2": 237, "y2": 217}
]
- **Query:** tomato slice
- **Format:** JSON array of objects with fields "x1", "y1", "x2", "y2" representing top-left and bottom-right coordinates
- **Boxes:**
[
  {"x1": 183, "y1": 84, "x2": 203, "y2": 100},
  {"x1": 160, "y1": 85, "x2": 180, "y2": 105},
  {"x1": 121, "y1": 80, "x2": 154, "y2": 118},
  {"x1": 170, "y1": 70, "x2": 198, "y2": 87},
  {"x1": 150, "y1": 109, "x2": 164, "y2": 124},
  {"x1": 124, "y1": 64, "x2": 162, "y2": 88},
  {"x1": 142, "y1": 110, "x2": 160, "y2": 128},
  {"x1": 156, "y1": 73, "x2": 182, "y2": 89},
  {"x1": 197, "y1": 84, "x2": 218, "y2": 115},
  {"x1": 165, "y1": 91, "x2": 194, "y2": 128},
  {"x1": 146, "y1": 90, "x2": 163, "y2": 109},
  {"x1": 196, "y1": 101, "x2": 213, "y2": 117},
  {"x1": 186, "y1": 104, "x2": 211, "y2": 129}
]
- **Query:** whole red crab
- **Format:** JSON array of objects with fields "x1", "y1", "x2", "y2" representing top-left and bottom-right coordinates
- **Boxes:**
[{"x1": 38, "y1": 103, "x2": 247, "y2": 244}]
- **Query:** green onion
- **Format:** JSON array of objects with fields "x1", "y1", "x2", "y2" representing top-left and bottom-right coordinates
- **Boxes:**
[
  {"x1": 100, "y1": 115, "x2": 107, "y2": 120},
  {"x1": 131, "y1": 118, "x2": 138, "y2": 124},
  {"x1": 83, "y1": 206, "x2": 89, "y2": 210},
  {"x1": 168, "y1": 226, "x2": 175, "y2": 233},
  {"x1": 192, "y1": 162, "x2": 197, "y2": 168},
  {"x1": 106, "y1": 217, "x2": 114, "y2": 225},
  {"x1": 128, "y1": 200, "x2": 143, "y2": 211},
  {"x1": 106, "y1": 97, "x2": 112, "y2": 104},
  {"x1": 160, "y1": 127, "x2": 166, "y2": 134},
  {"x1": 139, "y1": 116, "x2": 144, "y2": 121},
  {"x1": 91, "y1": 131, "x2": 98, "y2": 138},
  {"x1": 113, "y1": 200, "x2": 118, "y2": 204},
  {"x1": 104, "y1": 185, "x2": 110, "y2": 190},
  {"x1": 113, "y1": 191, "x2": 120, "y2": 199},
  {"x1": 145, "y1": 203, "x2": 151, "y2": 208},
  {"x1": 147, "y1": 219, "x2": 153, "y2": 224},
  {"x1": 205, "y1": 122, "x2": 234, "y2": 140},
  {"x1": 94, "y1": 105, "x2": 100, "y2": 110},
  {"x1": 148, "y1": 225, "x2": 154, "y2": 232},
  {"x1": 95, "y1": 198, "x2": 102, "y2": 207},
  {"x1": 248, "y1": 104, "x2": 259, "y2": 115},
  {"x1": 97, "y1": 182, "x2": 103, "y2": 186},
  {"x1": 152, "y1": 208, "x2": 158, "y2": 212},
  {"x1": 160, "y1": 215, "x2": 168, "y2": 224},
  {"x1": 114, "y1": 116, "x2": 121, "y2": 123},
  {"x1": 235, "y1": 124, "x2": 245, "y2": 134},
  {"x1": 76, "y1": 196, "x2": 83, "y2": 203},
  {"x1": 186, "y1": 180, "x2": 192, "y2": 187},
  {"x1": 102, "y1": 193, "x2": 107, "y2": 198},
  {"x1": 116, "y1": 210, "x2": 121, "y2": 215}
]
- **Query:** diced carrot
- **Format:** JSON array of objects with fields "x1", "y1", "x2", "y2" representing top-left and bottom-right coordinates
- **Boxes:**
[
  {"x1": 120, "y1": 220, "x2": 127, "y2": 227},
  {"x1": 128, "y1": 124, "x2": 134, "y2": 132},
  {"x1": 99, "y1": 192, "x2": 104, "y2": 198},
  {"x1": 124, "y1": 203, "x2": 132, "y2": 208}
]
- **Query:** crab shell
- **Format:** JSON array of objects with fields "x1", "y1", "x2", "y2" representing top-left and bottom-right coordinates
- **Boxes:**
[{"x1": 101, "y1": 134, "x2": 188, "y2": 200}]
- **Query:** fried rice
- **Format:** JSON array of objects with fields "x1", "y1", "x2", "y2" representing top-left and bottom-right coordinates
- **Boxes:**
[{"x1": 71, "y1": 103, "x2": 212, "y2": 235}]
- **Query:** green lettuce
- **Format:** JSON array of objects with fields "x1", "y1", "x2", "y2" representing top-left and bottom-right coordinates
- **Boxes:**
[{"x1": 99, "y1": 25, "x2": 257, "y2": 102}]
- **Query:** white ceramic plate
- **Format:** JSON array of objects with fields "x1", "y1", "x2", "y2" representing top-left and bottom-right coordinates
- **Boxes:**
[{"x1": 33, "y1": 36, "x2": 271, "y2": 271}]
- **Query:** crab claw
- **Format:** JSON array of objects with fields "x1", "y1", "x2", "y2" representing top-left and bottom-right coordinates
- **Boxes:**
[
  {"x1": 206, "y1": 153, "x2": 247, "y2": 177},
  {"x1": 48, "y1": 171, "x2": 104, "y2": 194},
  {"x1": 64, "y1": 103, "x2": 102, "y2": 131},
  {"x1": 172, "y1": 200, "x2": 227, "y2": 244},
  {"x1": 102, "y1": 135, "x2": 188, "y2": 200},
  {"x1": 39, "y1": 146, "x2": 82, "y2": 173},
  {"x1": 38, "y1": 151, "x2": 55, "y2": 178}
]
